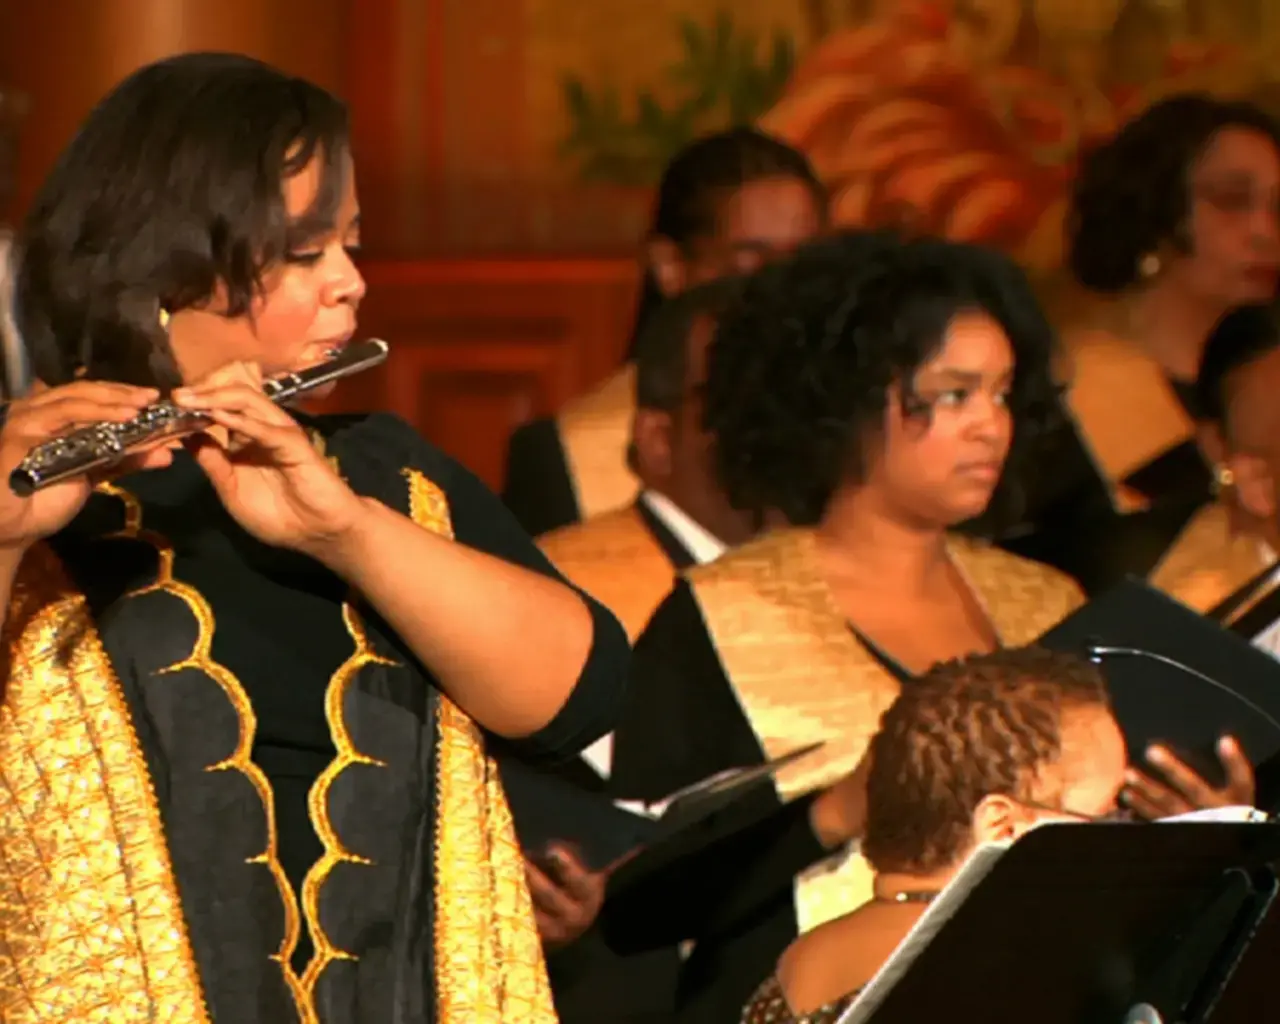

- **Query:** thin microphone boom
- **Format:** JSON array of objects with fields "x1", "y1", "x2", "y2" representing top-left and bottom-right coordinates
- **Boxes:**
[{"x1": 8, "y1": 338, "x2": 390, "y2": 496}]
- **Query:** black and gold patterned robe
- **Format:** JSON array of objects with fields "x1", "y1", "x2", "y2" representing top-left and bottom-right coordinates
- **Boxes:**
[
  {"x1": 503, "y1": 366, "x2": 639, "y2": 536},
  {"x1": 539, "y1": 498, "x2": 698, "y2": 641},
  {"x1": 1006, "y1": 326, "x2": 1212, "y2": 593},
  {"x1": 0, "y1": 411, "x2": 628, "y2": 1023},
  {"x1": 1148, "y1": 500, "x2": 1273, "y2": 613},
  {"x1": 609, "y1": 528, "x2": 1083, "y2": 1024}
]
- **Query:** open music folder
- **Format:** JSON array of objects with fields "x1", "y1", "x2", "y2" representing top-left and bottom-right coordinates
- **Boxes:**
[{"x1": 501, "y1": 741, "x2": 824, "y2": 871}]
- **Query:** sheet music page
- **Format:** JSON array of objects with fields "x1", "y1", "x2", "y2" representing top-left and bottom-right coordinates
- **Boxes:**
[
  {"x1": 1252, "y1": 617, "x2": 1280, "y2": 661},
  {"x1": 835, "y1": 840, "x2": 1011, "y2": 1024},
  {"x1": 1156, "y1": 805, "x2": 1266, "y2": 823}
]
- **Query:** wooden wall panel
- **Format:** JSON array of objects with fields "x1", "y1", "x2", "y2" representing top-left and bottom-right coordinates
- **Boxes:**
[
  {"x1": 0, "y1": 0, "x2": 346, "y2": 225},
  {"x1": 318, "y1": 257, "x2": 640, "y2": 488}
]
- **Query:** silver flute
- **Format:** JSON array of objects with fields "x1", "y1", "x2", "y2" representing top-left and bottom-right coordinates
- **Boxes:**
[{"x1": 8, "y1": 338, "x2": 390, "y2": 497}]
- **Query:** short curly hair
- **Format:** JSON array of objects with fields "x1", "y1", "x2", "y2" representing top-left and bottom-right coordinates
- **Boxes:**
[
  {"x1": 702, "y1": 231, "x2": 1062, "y2": 527},
  {"x1": 862, "y1": 646, "x2": 1110, "y2": 875},
  {"x1": 1068, "y1": 93, "x2": 1280, "y2": 294}
]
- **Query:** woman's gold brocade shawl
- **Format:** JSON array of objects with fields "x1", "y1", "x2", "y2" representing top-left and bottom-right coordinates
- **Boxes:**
[
  {"x1": 1060, "y1": 326, "x2": 1195, "y2": 511},
  {"x1": 0, "y1": 474, "x2": 554, "y2": 1024},
  {"x1": 1149, "y1": 500, "x2": 1273, "y2": 613},
  {"x1": 557, "y1": 365, "x2": 640, "y2": 521},
  {"x1": 686, "y1": 529, "x2": 1084, "y2": 934},
  {"x1": 539, "y1": 503, "x2": 676, "y2": 640}
]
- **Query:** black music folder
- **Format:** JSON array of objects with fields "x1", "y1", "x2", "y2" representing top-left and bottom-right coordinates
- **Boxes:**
[
  {"x1": 500, "y1": 756, "x2": 656, "y2": 871},
  {"x1": 837, "y1": 821, "x2": 1280, "y2": 1024},
  {"x1": 501, "y1": 742, "x2": 823, "y2": 873},
  {"x1": 1038, "y1": 578, "x2": 1280, "y2": 800}
]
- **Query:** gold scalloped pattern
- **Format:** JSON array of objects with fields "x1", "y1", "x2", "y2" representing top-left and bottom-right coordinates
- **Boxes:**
[
  {"x1": 98, "y1": 482, "x2": 310, "y2": 1018},
  {"x1": 299, "y1": 602, "x2": 396, "y2": 993}
]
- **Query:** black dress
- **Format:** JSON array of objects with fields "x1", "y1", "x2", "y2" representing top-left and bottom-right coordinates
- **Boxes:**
[
  {"x1": 607, "y1": 582, "x2": 913, "y2": 1024},
  {"x1": 20, "y1": 411, "x2": 628, "y2": 1023}
]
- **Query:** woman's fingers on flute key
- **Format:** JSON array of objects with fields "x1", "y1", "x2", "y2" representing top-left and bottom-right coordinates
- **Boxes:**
[
  {"x1": 11, "y1": 393, "x2": 158, "y2": 440},
  {"x1": 3, "y1": 381, "x2": 159, "y2": 460}
]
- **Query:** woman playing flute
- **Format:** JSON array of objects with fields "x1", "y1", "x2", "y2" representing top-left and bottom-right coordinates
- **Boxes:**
[{"x1": 0, "y1": 52, "x2": 627, "y2": 1024}]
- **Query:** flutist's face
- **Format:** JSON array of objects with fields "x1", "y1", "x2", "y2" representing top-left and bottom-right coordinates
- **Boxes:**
[{"x1": 168, "y1": 149, "x2": 366, "y2": 389}]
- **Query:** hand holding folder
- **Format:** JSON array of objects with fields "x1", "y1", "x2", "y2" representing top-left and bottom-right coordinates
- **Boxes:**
[{"x1": 1037, "y1": 578, "x2": 1280, "y2": 807}]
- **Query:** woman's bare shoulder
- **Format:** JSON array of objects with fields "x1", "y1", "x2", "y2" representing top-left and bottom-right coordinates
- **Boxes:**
[{"x1": 776, "y1": 906, "x2": 897, "y2": 1014}]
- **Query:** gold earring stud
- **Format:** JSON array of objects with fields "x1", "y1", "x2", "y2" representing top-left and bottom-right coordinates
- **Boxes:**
[
  {"x1": 1215, "y1": 465, "x2": 1236, "y2": 492},
  {"x1": 1138, "y1": 253, "x2": 1161, "y2": 279},
  {"x1": 158, "y1": 307, "x2": 171, "y2": 330}
]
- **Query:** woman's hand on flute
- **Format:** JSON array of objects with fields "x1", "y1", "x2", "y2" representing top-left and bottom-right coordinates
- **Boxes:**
[
  {"x1": 0, "y1": 380, "x2": 169, "y2": 554},
  {"x1": 172, "y1": 361, "x2": 366, "y2": 554}
]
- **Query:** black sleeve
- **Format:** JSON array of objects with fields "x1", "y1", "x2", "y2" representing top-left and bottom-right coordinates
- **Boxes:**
[
  {"x1": 608, "y1": 580, "x2": 757, "y2": 803},
  {"x1": 358, "y1": 413, "x2": 630, "y2": 763},
  {"x1": 501, "y1": 418, "x2": 581, "y2": 537}
]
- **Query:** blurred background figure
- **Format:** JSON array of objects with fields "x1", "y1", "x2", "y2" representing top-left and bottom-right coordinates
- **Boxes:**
[
  {"x1": 1152, "y1": 303, "x2": 1280, "y2": 616},
  {"x1": 0, "y1": 82, "x2": 26, "y2": 399},
  {"x1": 501, "y1": 127, "x2": 827, "y2": 537}
]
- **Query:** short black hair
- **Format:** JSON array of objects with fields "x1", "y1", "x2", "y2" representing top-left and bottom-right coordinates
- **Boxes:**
[
  {"x1": 16, "y1": 51, "x2": 350, "y2": 389},
  {"x1": 703, "y1": 232, "x2": 1061, "y2": 526},
  {"x1": 864, "y1": 646, "x2": 1110, "y2": 875},
  {"x1": 634, "y1": 277, "x2": 743, "y2": 413},
  {"x1": 626, "y1": 127, "x2": 826, "y2": 359},
  {"x1": 1068, "y1": 93, "x2": 1280, "y2": 293},
  {"x1": 1195, "y1": 303, "x2": 1280, "y2": 426}
]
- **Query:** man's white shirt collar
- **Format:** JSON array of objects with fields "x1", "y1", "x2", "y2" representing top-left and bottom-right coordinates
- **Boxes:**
[{"x1": 639, "y1": 489, "x2": 727, "y2": 567}]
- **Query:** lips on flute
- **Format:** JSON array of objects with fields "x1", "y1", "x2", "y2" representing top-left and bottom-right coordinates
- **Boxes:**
[{"x1": 8, "y1": 338, "x2": 390, "y2": 497}]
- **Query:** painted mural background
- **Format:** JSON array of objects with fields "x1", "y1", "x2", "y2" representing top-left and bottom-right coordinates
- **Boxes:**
[{"x1": 518, "y1": 0, "x2": 1279, "y2": 270}]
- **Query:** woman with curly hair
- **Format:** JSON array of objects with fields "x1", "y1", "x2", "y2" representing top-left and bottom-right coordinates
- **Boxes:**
[
  {"x1": 606, "y1": 232, "x2": 1086, "y2": 1023},
  {"x1": 606, "y1": 231, "x2": 1251, "y2": 1024},
  {"x1": 1049, "y1": 92, "x2": 1280, "y2": 588}
]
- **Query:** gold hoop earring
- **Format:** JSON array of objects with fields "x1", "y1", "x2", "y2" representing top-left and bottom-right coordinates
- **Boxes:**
[
  {"x1": 1138, "y1": 252, "x2": 1161, "y2": 280},
  {"x1": 158, "y1": 307, "x2": 171, "y2": 331}
]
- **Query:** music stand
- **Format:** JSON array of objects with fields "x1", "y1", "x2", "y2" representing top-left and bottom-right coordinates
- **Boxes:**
[{"x1": 836, "y1": 822, "x2": 1280, "y2": 1024}]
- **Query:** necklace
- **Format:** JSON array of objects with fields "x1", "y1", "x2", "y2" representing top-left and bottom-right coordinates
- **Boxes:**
[{"x1": 874, "y1": 889, "x2": 939, "y2": 905}]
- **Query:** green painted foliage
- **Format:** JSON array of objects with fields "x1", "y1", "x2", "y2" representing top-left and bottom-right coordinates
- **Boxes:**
[{"x1": 560, "y1": 11, "x2": 796, "y2": 185}]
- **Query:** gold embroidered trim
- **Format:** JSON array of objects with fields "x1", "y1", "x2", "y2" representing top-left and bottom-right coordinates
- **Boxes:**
[
  {"x1": 98, "y1": 483, "x2": 310, "y2": 1018},
  {"x1": 0, "y1": 541, "x2": 210, "y2": 1023},
  {"x1": 1148, "y1": 500, "x2": 1271, "y2": 612},
  {"x1": 299, "y1": 602, "x2": 396, "y2": 994},
  {"x1": 538, "y1": 504, "x2": 676, "y2": 640},
  {"x1": 404, "y1": 469, "x2": 555, "y2": 1024},
  {"x1": 558, "y1": 365, "x2": 640, "y2": 521}
]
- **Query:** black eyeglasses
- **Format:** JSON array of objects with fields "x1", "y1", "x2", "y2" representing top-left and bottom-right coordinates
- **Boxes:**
[{"x1": 1016, "y1": 797, "x2": 1138, "y2": 824}]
